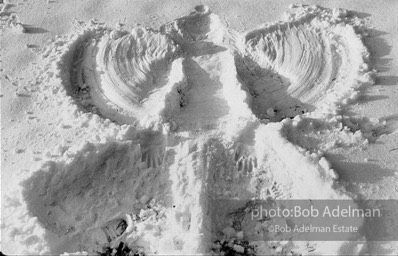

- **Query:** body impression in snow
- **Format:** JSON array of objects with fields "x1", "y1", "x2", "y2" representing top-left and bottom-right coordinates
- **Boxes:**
[
  {"x1": 16, "y1": 5, "x2": 380, "y2": 256},
  {"x1": 50, "y1": 4, "x2": 372, "y2": 127}
]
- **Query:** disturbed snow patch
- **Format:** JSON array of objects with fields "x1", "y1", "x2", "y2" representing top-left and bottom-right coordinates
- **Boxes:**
[
  {"x1": 18, "y1": 123, "x2": 345, "y2": 254},
  {"x1": 9, "y1": 4, "x2": 381, "y2": 256},
  {"x1": 41, "y1": 4, "x2": 373, "y2": 128},
  {"x1": 21, "y1": 137, "x2": 170, "y2": 254},
  {"x1": 237, "y1": 7, "x2": 374, "y2": 121}
]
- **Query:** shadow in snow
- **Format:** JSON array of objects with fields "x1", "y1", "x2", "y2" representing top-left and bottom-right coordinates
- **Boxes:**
[
  {"x1": 23, "y1": 25, "x2": 48, "y2": 34},
  {"x1": 375, "y1": 75, "x2": 398, "y2": 86},
  {"x1": 326, "y1": 153, "x2": 395, "y2": 185}
]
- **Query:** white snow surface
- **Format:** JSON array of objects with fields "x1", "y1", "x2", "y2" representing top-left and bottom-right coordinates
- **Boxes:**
[{"x1": 1, "y1": 1, "x2": 398, "y2": 255}]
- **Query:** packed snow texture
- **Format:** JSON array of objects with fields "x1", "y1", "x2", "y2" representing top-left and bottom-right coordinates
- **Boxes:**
[{"x1": 4, "y1": 4, "x2": 396, "y2": 256}]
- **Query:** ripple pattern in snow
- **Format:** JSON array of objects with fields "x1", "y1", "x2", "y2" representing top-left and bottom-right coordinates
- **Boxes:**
[
  {"x1": 239, "y1": 12, "x2": 372, "y2": 121},
  {"x1": 48, "y1": 6, "x2": 373, "y2": 128}
]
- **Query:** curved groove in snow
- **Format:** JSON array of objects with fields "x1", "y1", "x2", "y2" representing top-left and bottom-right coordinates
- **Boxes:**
[
  {"x1": 67, "y1": 27, "x2": 187, "y2": 127},
  {"x1": 239, "y1": 11, "x2": 373, "y2": 121},
  {"x1": 51, "y1": 6, "x2": 372, "y2": 128}
]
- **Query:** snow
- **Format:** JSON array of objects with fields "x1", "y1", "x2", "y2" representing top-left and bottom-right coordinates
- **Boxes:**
[{"x1": 1, "y1": 0, "x2": 397, "y2": 255}]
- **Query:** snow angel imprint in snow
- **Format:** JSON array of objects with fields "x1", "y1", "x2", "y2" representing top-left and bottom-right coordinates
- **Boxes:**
[
  {"x1": 20, "y1": 5, "x2": 375, "y2": 255},
  {"x1": 51, "y1": 5, "x2": 372, "y2": 127}
]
